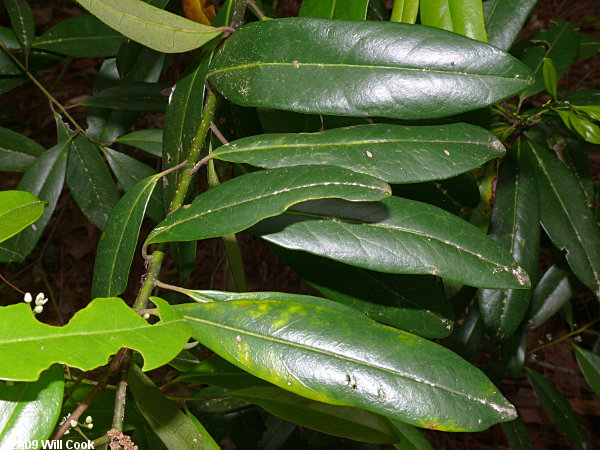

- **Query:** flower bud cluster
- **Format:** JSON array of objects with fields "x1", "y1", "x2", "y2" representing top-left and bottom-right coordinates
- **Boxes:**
[{"x1": 24, "y1": 292, "x2": 48, "y2": 314}]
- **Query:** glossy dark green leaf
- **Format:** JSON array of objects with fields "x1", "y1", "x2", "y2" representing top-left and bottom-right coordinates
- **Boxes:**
[
  {"x1": 66, "y1": 136, "x2": 119, "y2": 229},
  {"x1": 478, "y1": 141, "x2": 539, "y2": 340},
  {"x1": 0, "y1": 126, "x2": 45, "y2": 172},
  {"x1": 576, "y1": 32, "x2": 600, "y2": 60},
  {"x1": 420, "y1": 0, "x2": 488, "y2": 42},
  {"x1": 445, "y1": 304, "x2": 484, "y2": 360},
  {"x1": 254, "y1": 196, "x2": 530, "y2": 289},
  {"x1": 542, "y1": 58, "x2": 558, "y2": 98},
  {"x1": 525, "y1": 260, "x2": 576, "y2": 330},
  {"x1": 0, "y1": 191, "x2": 45, "y2": 244},
  {"x1": 503, "y1": 328, "x2": 526, "y2": 378},
  {"x1": 128, "y1": 364, "x2": 219, "y2": 450},
  {"x1": 0, "y1": 138, "x2": 70, "y2": 263},
  {"x1": 146, "y1": 166, "x2": 391, "y2": 245},
  {"x1": 72, "y1": 0, "x2": 222, "y2": 53},
  {"x1": 483, "y1": 0, "x2": 538, "y2": 51},
  {"x1": 32, "y1": 15, "x2": 124, "y2": 57},
  {"x1": 0, "y1": 48, "x2": 63, "y2": 76},
  {"x1": 81, "y1": 82, "x2": 169, "y2": 112},
  {"x1": 102, "y1": 146, "x2": 164, "y2": 222},
  {"x1": 212, "y1": 123, "x2": 505, "y2": 184},
  {"x1": 228, "y1": 386, "x2": 399, "y2": 444},
  {"x1": 526, "y1": 368, "x2": 587, "y2": 446},
  {"x1": 116, "y1": 40, "x2": 166, "y2": 82},
  {"x1": 92, "y1": 175, "x2": 159, "y2": 298},
  {"x1": 0, "y1": 76, "x2": 26, "y2": 94},
  {"x1": 0, "y1": 366, "x2": 64, "y2": 448},
  {"x1": 573, "y1": 345, "x2": 600, "y2": 397},
  {"x1": 3, "y1": 0, "x2": 34, "y2": 56},
  {"x1": 501, "y1": 415, "x2": 533, "y2": 450},
  {"x1": 299, "y1": 0, "x2": 369, "y2": 20},
  {"x1": 558, "y1": 138, "x2": 594, "y2": 206},
  {"x1": 526, "y1": 139, "x2": 600, "y2": 297},
  {"x1": 568, "y1": 110, "x2": 600, "y2": 144},
  {"x1": 176, "y1": 299, "x2": 517, "y2": 431},
  {"x1": 273, "y1": 247, "x2": 454, "y2": 338},
  {"x1": 115, "y1": 128, "x2": 162, "y2": 157},
  {"x1": 517, "y1": 20, "x2": 579, "y2": 98},
  {"x1": 208, "y1": 18, "x2": 533, "y2": 120},
  {"x1": 391, "y1": 0, "x2": 419, "y2": 24},
  {"x1": 390, "y1": 420, "x2": 434, "y2": 450}
]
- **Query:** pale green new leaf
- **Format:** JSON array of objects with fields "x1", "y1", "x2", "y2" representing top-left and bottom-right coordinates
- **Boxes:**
[
  {"x1": 146, "y1": 165, "x2": 391, "y2": 245},
  {"x1": 72, "y1": 0, "x2": 222, "y2": 53},
  {"x1": 212, "y1": 124, "x2": 506, "y2": 184},
  {"x1": 0, "y1": 297, "x2": 190, "y2": 381},
  {"x1": 0, "y1": 191, "x2": 45, "y2": 244},
  {"x1": 176, "y1": 299, "x2": 517, "y2": 431},
  {"x1": 299, "y1": 0, "x2": 369, "y2": 20},
  {"x1": 0, "y1": 366, "x2": 64, "y2": 447},
  {"x1": 420, "y1": 0, "x2": 487, "y2": 42}
]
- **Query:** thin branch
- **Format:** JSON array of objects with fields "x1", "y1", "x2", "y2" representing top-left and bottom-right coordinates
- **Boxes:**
[
  {"x1": 0, "y1": 272, "x2": 24, "y2": 295},
  {"x1": 248, "y1": 0, "x2": 267, "y2": 19},
  {"x1": 211, "y1": 122, "x2": 229, "y2": 145},
  {"x1": 528, "y1": 317, "x2": 600, "y2": 355}
]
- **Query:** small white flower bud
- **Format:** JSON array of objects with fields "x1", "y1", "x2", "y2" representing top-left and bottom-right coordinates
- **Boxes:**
[
  {"x1": 24, "y1": 292, "x2": 32, "y2": 303},
  {"x1": 35, "y1": 293, "x2": 45, "y2": 302},
  {"x1": 85, "y1": 416, "x2": 93, "y2": 424},
  {"x1": 87, "y1": 423, "x2": 94, "y2": 429},
  {"x1": 33, "y1": 305, "x2": 43, "y2": 314},
  {"x1": 64, "y1": 430, "x2": 70, "y2": 435},
  {"x1": 143, "y1": 313, "x2": 150, "y2": 320},
  {"x1": 70, "y1": 420, "x2": 77, "y2": 428}
]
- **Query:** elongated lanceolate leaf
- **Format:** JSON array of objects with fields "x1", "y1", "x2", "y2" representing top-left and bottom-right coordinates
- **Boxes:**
[
  {"x1": 483, "y1": 0, "x2": 538, "y2": 51},
  {"x1": 420, "y1": 0, "x2": 488, "y2": 42},
  {"x1": 479, "y1": 141, "x2": 539, "y2": 340},
  {"x1": 0, "y1": 366, "x2": 63, "y2": 447},
  {"x1": 227, "y1": 386, "x2": 399, "y2": 444},
  {"x1": 526, "y1": 368, "x2": 587, "y2": 446},
  {"x1": 32, "y1": 16, "x2": 124, "y2": 57},
  {"x1": 273, "y1": 247, "x2": 454, "y2": 339},
  {"x1": 115, "y1": 128, "x2": 162, "y2": 157},
  {"x1": 573, "y1": 345, "x2": 600, "y2": 397},
  {"x1": 526, "y1": 139, "x2": 600, "y2": 297},
  {"x1": 501, "y1": 416, "x2": 533, "y2": 450},
  {"x1": 212, "y1": 124, "x2": 505, "y2": 184},
  {"x1": 0, "y1": 297, "x2": 190, "y2": 381},
  {"x1": 525, "y1": 260, "x2": 576, "y2": 330},
  {"x1": 129, "y1": 365, "x2": 219, "y2": 450},
  {"x1": 92, "y1": 176, "x2": 159, "y2": 298},
  {"x1": 391, "y1": 0, "x2": 419, "y2": 24},
  {"x1": 0, "y1": 191, "x2": 45, "y2": 244},
  {"x1": 0, "y1": 126, "x2": 45, "y2": 172},
  {"x1": 0, "y1": 140, "x2": 70, "y2": 263},
  {"x1": 72, "y1": 0, "x2": 222, "y2": 53},
  {"x1": 3, "y1": 0, "x2": 34, "y2": 56},
  {"x1": 208, "y1": 18, "x2": 533, "y2": 120},
  {"x1": 67, "y1": 136, "x2": 119, "y2": 230},
  {"x1": 299, "y1": 0, "x2": 369, "y2": 20},
  {"x1": 81, "y1": 82, "x2": 170, "y2": 112},
  {"x1": 390, "y1": 420, "x2": 434, "y2": 450},
  {"x1": 146, "y1": 165, "x2": 391, "y2": 244},
  {"x1": 176, "y1": 299, "x2": 517, "y2": 431},
  {"x1": 254, "y1": 197, "x2": 530, "y2": 289}
]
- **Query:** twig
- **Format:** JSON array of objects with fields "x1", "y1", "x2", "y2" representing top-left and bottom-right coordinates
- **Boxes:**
[
  {"x1": 210, "y1": 122, "x2": 229, "y2": 145},
  {"x1": 0, "y1": 272, "x2": 24, "y2": 295},
  {"x1": 528, "y1": 317, "x2": 600, "y2": 355},
  {"x1": 248, "y1": 0, "x2": 267, "y2": 19}
]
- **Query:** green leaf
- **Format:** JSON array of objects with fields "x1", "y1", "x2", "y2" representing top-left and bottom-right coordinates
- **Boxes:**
[
  {"x1": 0, "y1": 126, "x2": 45, "y2": 172},
  {"x1": 525, "y1": 260, "x2": 576, "y2": 330},
  {"x1": 66, "y1": 136, "x2": 119, "y2": 230},
  {"x1": 478, "y1": 141, "x2": 539, "y2": 340},
  {"x1": 32, "y1": 15, "x2": 124, "y2": 57},
  {"x1": 526, "y1": 368, "x2": 587, "y2": 446},
  {"x1": 573, "y1": 345, "x2": 600, "y2": 397},
  {"x1": 517, "y1": 20, "x2": 579, "y2": 98},
  {"x1": 115, "y1": 128, "x2": 163, "y2": 157},
  {"x1": 391, "y1": 0, "x2": 419, "y2": 24},
  {"x1": 208, "y1": 18, "x2": 533, "y2": 120},
  {"x1": 0, "y1": 191, "x2": 45, "y2": 244},
  {"x1": 390, "y1": 420, "x2": 434, "y2": 450},
  {"x1": 81, "y1": 82, "x2": 169, "y2": 112},
  {"x1": 0, "y1": 76, "x2": 26, "y2": 95},
  {"x1": 483, "y1": 0, "x2": 538, "y2": 51},
  {"x1": 212, "y1": 123, "x2": 506, "y2": 184},
  {"x1": 542, "y1": 58, "x2": 558, "y2": 98},
  {"x1": 176, "y1": 299, "x2": 517, "y2": 431},
  {"x1": 576, "y1": 32, "x2": 600, "y2": 61},
  {"x1": 568, "y1": 110, "x2": 600, "y2": 144},
  {"x1": 0, "y1": 297, "x2": 190, "y2": 381},
  {"x1": 3, "y1": 0, "x2": 35, "y2": 57},
  {"x1": 102, "y1": 147, "x2": 164, "y2": 222},
  {"x1": 146, "y1": 165, "x2": 391, "y2": 245},
  {"x1": 0, "y1": 49, "x2": 63, "y2": 76},
  {"x1": 368, "y1": 0, "x2": 390, "y2": 21},
  {"x1": 227, "y1": 386, "x2": 399, "y2": 444},
  {"x1": 254, "y1": 196, "x2": 530, "y2": 289},
  {"x1": 273, "y1": 247, "x2": 454, "y2": 338},
  {"x1": 0, "y1": 366, "x2": 64, "y2": 447},
  {"x1": 558, "y1": 138, "x2": 594, "y2": 206},
  {"x1": 128, "y1": 364, "x2": 219, "y2": 450},
  {"x1": 71, "y1": 0, "x2": 222, "y2": 53},
  {"x1": 92, "y1": 175, "x2": 159, "y2": 298},
  {"x1": 299, "y1": 0, "x2": 369, "y2": 20},
  {"x1": 526, "y1": 139, "x2": 600, "y2": 297},
  {"x1": 420, "y1": 0, "x2": 487, "y2": 42},
  {"x1": 0, "y1": 138, "x2": 70, "y2": 263},
  {"x1": 501, "y1": 415, "x2": 533, "y2": 450}
]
